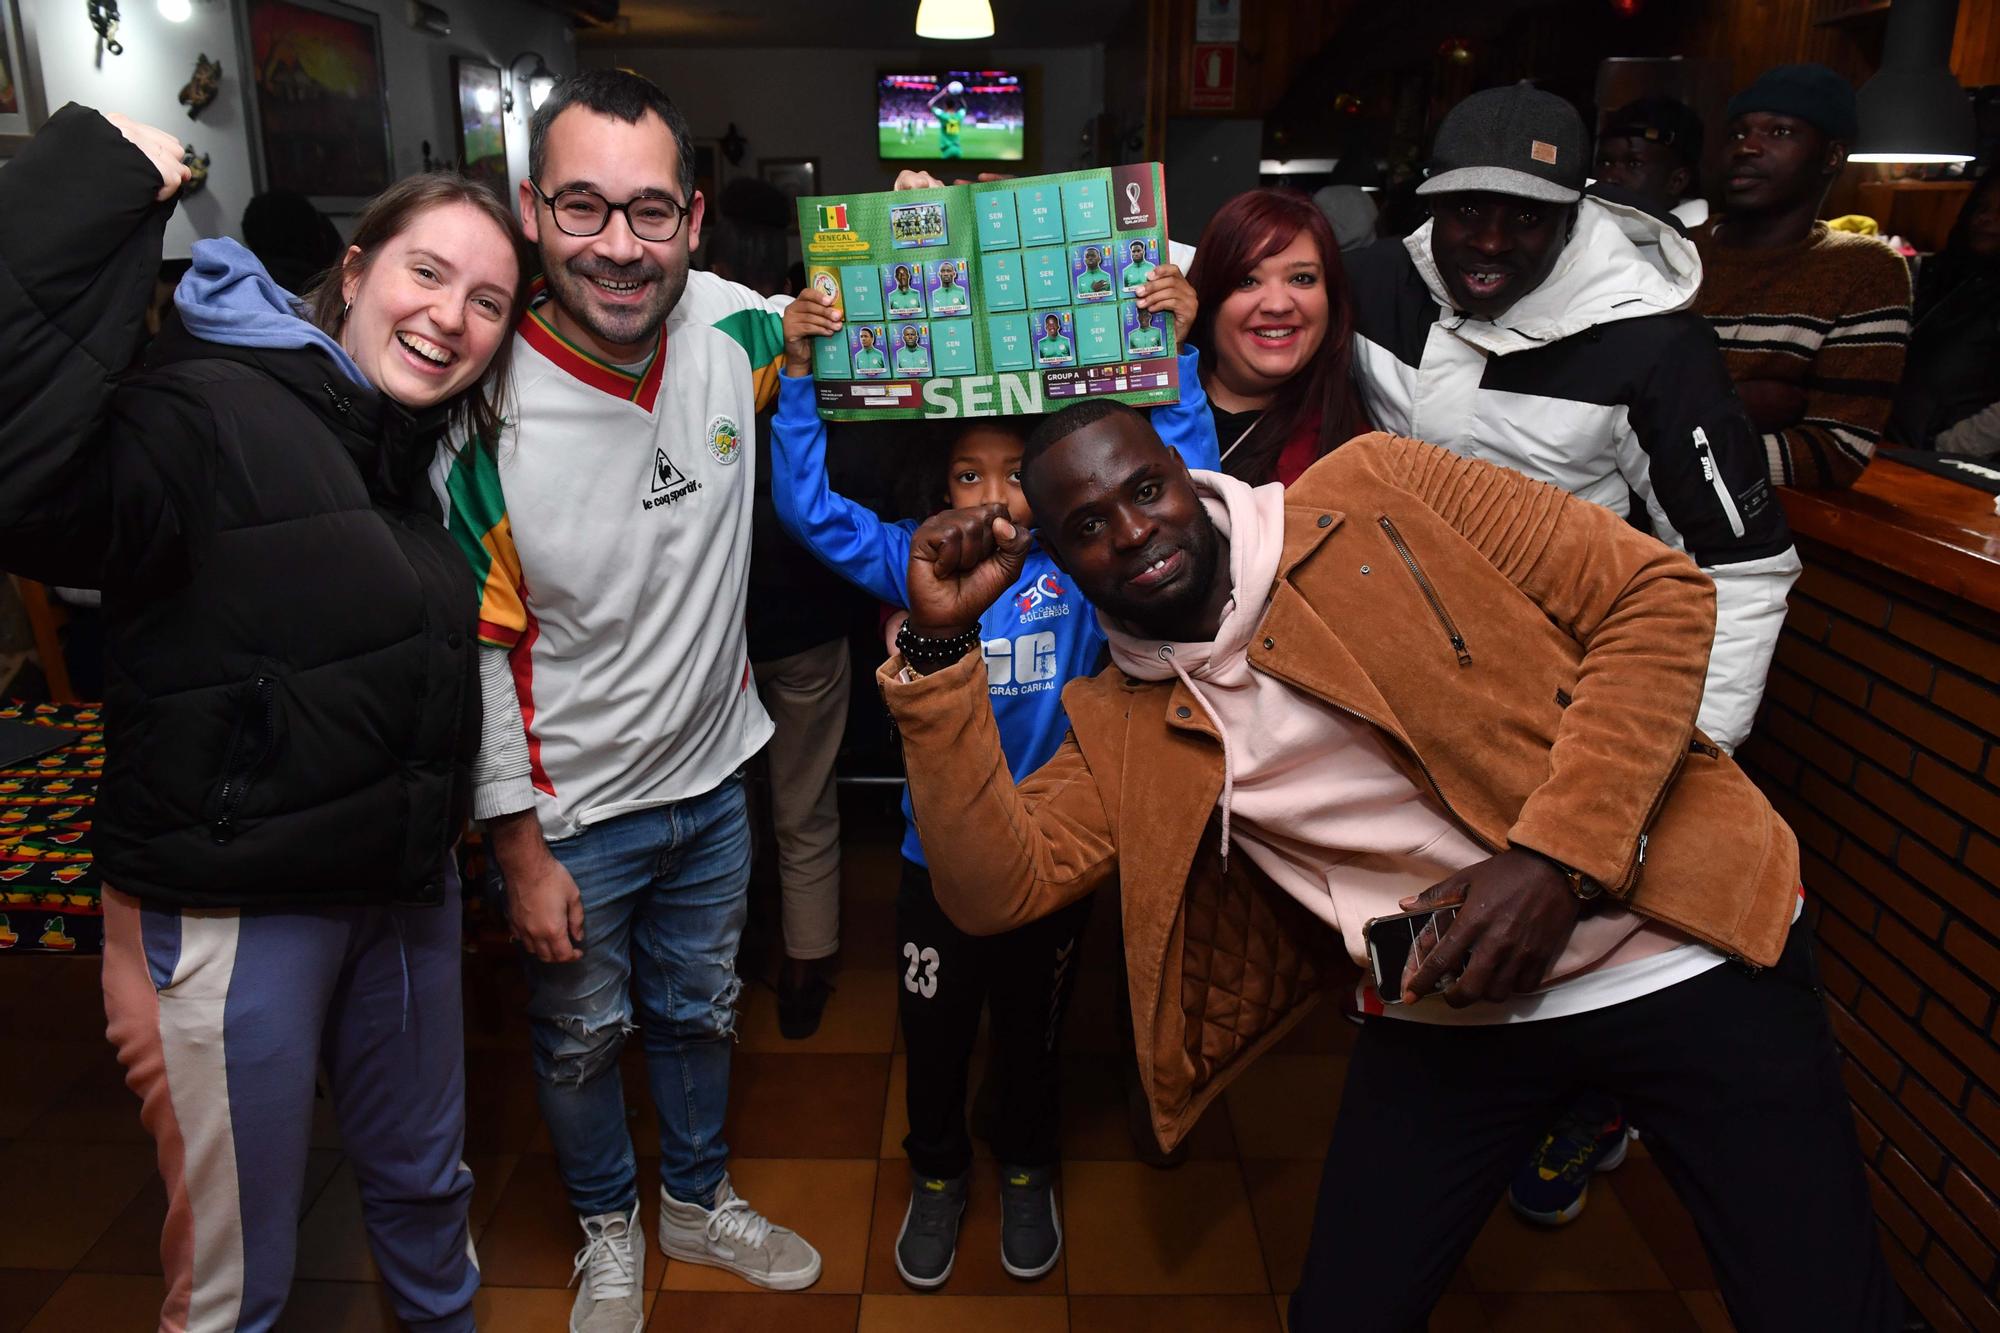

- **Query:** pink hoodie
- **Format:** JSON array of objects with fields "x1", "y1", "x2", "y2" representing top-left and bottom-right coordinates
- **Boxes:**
[{"x1": 1100, "y1": 470, "x2": 1693, "y2": 1006}]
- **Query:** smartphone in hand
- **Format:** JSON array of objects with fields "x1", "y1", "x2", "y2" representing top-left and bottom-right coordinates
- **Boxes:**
[{"x1": 1363, "y1": 906, "x2": 1461, "y2": 1002}]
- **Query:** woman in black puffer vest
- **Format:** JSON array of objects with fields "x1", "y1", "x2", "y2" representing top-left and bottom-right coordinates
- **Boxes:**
[{"x1": 0, "y1": 105, "x2": 525, "y2": 1332}]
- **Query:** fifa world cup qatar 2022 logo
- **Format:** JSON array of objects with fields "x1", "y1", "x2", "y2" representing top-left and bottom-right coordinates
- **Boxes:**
[{"x1": 1112, "y1": 164, "x2": 1159, "y2": 230}]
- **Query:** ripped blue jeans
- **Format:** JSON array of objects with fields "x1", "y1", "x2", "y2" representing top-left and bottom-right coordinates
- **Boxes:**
[{"x1": 523, "y1": 774, "x2": 750, "y2": 1214}]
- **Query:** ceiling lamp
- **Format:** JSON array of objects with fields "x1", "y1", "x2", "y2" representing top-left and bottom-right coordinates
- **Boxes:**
[
  {"x1": 915, "y1": 0, "x2": 994, "y2": 40},
  {"x1": 1850, "y1": 0, "x2": 1975, "y2": 163}
]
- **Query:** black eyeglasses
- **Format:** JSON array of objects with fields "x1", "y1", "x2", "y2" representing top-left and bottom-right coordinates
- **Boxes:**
[{"x1": 529, "y1": 181, "x2": 689, "y2": 242}]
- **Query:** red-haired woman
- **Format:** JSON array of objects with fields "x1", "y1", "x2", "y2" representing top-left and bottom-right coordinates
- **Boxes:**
[{"x1": 1187, "y1": 189, "x2": 1369, "y2": 485}]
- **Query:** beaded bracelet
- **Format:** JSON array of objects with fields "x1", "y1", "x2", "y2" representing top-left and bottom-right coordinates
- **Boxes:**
[{"x1": 895, "y1": 619, "x2": 981, "y2": 672}]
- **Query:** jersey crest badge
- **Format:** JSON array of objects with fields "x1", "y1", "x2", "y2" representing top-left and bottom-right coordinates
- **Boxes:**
[{"x1": 708, "y1": 415, "x2": 742, "y2": 465}]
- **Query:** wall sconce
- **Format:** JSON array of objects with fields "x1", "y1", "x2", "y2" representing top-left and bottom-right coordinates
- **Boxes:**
[
  {"x1": 88, "y1": 0, "x2": 124, "y2": 57},
  {"x1": 504, "y1": 51, "x2": 556, "y2": 114}
]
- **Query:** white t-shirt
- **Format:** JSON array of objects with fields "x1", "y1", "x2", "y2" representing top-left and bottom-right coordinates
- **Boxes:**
[{"x1": 1357, "y1": 892, "x2": 1800, "y2": 1025}]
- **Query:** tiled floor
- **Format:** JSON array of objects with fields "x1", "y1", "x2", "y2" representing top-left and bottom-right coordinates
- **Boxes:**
[{"x1": 0, "y1": 796, "x2": 1743, "y2": 1331}]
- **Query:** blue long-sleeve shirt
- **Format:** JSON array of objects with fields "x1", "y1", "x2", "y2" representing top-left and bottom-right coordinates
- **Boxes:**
[{"x1": 771, "y1": 346, "x2": 1221, "y2": 865}]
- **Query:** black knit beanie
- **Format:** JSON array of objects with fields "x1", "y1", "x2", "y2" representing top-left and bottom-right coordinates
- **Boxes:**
[{"x1": 1725, "y1": 63, "x2": 1860, "y2": 142}]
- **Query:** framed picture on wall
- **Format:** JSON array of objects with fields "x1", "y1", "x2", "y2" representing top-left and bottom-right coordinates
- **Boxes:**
[
  {"x1": 452, "y1": 56, "x2": 507, "y2": 198},
  {"x1": 759, "y1": 157, "x2": 820, "y2": 232},
  {"x1": 236, "y1": 0, "x2": 394, "y2": 213},
  {"x1": 0, "y1": 0, "x2": 49, "y2": 158}
]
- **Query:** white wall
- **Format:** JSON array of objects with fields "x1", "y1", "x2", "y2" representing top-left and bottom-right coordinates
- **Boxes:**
[
  {"x1": 21, "y1": 0, "x2": 574, "y2": 255},
  {"x1": 587, "y1": 44, "x2": 1107, "y2": 197}
]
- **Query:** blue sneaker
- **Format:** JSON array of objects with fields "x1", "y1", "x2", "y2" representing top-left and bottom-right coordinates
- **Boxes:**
[{"x1": 1508, "y1": 1098, "x2": 1633, "y2": 1226}]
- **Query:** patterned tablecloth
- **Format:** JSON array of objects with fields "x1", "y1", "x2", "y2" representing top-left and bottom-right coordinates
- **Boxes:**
[{"x1": 0, "y1": 701, "x2": 102, "y2": 955}]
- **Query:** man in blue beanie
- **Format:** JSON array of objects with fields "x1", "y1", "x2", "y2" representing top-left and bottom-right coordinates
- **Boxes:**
[{"x1": 1693, "y1": 63, "x2": 1912, "y2": 489}]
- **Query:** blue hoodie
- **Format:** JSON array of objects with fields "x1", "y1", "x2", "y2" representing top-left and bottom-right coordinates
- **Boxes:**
[
  {"x1": 174, "y1": 238, "x2": 369, "y2": 386},
  {"x1": 771, "y1": 345, "x2": 1221, "y2": 866}
]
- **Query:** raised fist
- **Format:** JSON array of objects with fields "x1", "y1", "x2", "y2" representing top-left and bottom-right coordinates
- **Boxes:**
[{"x1": 905, "y1": 503, "x2": 1033, "y2": 642}]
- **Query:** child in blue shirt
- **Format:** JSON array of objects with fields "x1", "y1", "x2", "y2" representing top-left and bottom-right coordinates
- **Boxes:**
[{"x1": 775, "y1": 269, "x2": 1217, "y2": 1291}]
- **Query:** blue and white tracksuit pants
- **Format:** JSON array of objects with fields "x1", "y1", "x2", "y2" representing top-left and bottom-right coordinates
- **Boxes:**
[{"x1": 99, "y1": 872, "x2": 477, "y2": 1333}]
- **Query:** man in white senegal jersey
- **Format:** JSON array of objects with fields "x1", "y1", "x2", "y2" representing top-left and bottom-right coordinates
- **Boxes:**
[{"x1": 430, "y1": 70, "x2": 820, "y2": 1333}]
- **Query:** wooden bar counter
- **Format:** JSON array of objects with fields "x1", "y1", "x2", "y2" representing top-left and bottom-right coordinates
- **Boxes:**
[{"x1": 1734, "y1": 459, "x2": 2000, "y2": 1332}]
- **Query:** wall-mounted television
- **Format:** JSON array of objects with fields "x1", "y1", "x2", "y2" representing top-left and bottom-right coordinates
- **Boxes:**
[{"x1": 878, "y1": 70, "x2": 1026, "y2": 163}]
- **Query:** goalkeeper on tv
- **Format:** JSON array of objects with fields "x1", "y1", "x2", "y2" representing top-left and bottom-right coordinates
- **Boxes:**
[{"x1": 928, "y1": 81, "x2": 967, "y2": 160}]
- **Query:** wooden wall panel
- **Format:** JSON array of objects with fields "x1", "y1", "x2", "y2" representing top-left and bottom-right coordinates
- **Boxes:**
[
  {"x1": 1141, "y1": 0, "x2": 1998, "y2": 187},
  {"x1": 1677, "y1": 0, "x2": 1878, "y2": 89},
  {"x1": 1148, "y1": 0, "x2": 1995, "y2": 123},
  {"x1": 1156, "y1": 0, "x2": 1362, "y2": 119},
  {"x1": 1953, "y1": 0, "x2": 2000, "y2": 85}
]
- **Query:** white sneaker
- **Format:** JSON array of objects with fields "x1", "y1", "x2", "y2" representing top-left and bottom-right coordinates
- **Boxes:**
[
  {"x1": 569, "y1": 1203, "x2": 645, "y2": 1333},
  {"x1": 657, "y1": 1173, "x2": 823, "y2": 1291}
]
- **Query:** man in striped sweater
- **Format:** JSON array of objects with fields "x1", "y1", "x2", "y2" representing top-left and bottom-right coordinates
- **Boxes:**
[{"x1": 1693, "y1": 64, "x2": 1913, "y2": 489}]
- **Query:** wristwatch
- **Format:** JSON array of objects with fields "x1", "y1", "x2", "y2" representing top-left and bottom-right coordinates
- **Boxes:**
[{"x1": 1540, "y1": 854, "x2": 1603, "y2": 902}]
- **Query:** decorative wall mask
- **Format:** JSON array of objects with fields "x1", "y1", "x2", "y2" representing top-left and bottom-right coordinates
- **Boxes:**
[
  {"x1": 179, "y1": 52, "x2": 222, "y2": 119},
  {"x1": 181, "y1": 144, "x2": 211, "y2": 194}
]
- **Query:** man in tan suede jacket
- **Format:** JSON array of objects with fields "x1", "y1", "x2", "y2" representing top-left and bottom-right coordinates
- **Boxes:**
[{"x1": 877, "y1": 400, "x2": 1896, "y2": 1332}]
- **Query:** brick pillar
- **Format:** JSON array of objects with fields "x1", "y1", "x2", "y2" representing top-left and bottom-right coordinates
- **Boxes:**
[{"x1": 1735, "y1": 537, "x2": 2000, "y2": 1332}]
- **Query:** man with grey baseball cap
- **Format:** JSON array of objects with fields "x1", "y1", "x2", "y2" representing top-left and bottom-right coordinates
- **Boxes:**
[
  {"x1": 1402, "y1": 83, "x2": 1586, "y2": 319},
  {"x1": 1421, "y1": 80, "x2": 1586, "y2": 201},
  {"x1": 1347, "y1": 83, "x2": 1798, "y2": 757}
]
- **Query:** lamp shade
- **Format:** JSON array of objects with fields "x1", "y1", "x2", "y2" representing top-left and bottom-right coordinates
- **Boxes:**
[
  {"x1": 529, "y1": 65, "x2": 557, "y2": 110},
  {"x1": 915, "y1": 0, "x2": 995, "y2": 40},
  {"x1": 510, "y1": 52, "x2": 558, "y2": 113},
  {"x1": 1850, "y1": 0, "x2": 1975, "y2": 163}
]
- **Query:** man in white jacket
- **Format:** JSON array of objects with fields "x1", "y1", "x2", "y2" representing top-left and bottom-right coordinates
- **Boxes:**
[
  {"x1": 1345, "y1": 82, "x2": 1802, "y2": 1226},
  {"x1": 1349, "y1": 83, "x2": 1799, "y2": 755}
]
